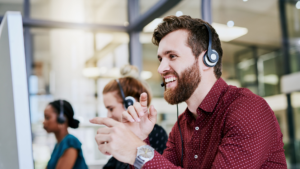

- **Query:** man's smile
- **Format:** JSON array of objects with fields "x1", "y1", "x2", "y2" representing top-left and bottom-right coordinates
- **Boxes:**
[{"x1": 164, "y1": 76, "x2": 178, "y2": 89}]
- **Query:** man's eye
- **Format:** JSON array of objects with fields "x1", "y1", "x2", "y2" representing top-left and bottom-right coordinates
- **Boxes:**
[
  {"x1": 109, "y1": 108, "x2": 113, "y2": 112},
  {"x1": 170, "y1": 55, "x2": 176, "y2": 59}
]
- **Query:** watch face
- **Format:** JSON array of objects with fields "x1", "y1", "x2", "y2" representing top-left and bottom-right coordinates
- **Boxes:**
[{"x1": 138, "y1": 146, "x2": 154, "y2": 159}]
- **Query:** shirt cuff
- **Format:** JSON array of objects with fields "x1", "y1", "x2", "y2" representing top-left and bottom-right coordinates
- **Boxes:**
[
  {"x1": 143, "y1": 137, "x2": 150, "y2": 145},
  {"x1": 141, "y1": 151, "x2": 161, "y2": 168}
]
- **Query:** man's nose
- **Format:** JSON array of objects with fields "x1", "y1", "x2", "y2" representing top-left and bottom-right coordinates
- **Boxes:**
[{"x1": 157, "y1": 59, "x2": 170, "y2": 75}]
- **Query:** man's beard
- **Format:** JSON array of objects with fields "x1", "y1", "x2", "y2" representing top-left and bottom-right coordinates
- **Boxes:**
[{"x1": 164, "y1": 60, "x2": 201, "y2": 105}]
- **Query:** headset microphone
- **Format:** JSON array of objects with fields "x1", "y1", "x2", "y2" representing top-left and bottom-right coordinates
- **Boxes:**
[{"x1": 161, "y1": 82, "x2": 165, "y2": 87}]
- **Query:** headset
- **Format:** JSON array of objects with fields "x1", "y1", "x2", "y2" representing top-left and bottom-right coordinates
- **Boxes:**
[
  {"x1": 161, "y1": 23, "x2": 218, "y2": 167},
  {"x1": 202, "y1": 23, "x2": 219, "y2": 67},
  {"x1": 115, "y1": 79, "x2": 136, "y2": 110},
  {"x1": 57, "y1": 100, "x2": 66, "y2": 124}
]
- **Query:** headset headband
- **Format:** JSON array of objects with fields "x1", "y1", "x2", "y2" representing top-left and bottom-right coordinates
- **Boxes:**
[
  {"x1": 60, "y1": 100, "x2": 64, "y2": 116},
  {"x1": 115, "y1": 79, "x2": 126, "y2": 103},
  {"x1": 203, "y1": 23, "x2": 212, "y2": 58},
  {"x1": 57, "y1": 99, "x2": 66, "y2": 124}
]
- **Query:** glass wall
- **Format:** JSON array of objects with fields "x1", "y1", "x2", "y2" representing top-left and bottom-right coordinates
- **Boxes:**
[
  {"x1": 29, "y1": 27, "x2": 129, "y2": 168},
  {"x1": 286, "y1": 1, "x2": 300, "y2": 73},
  {"x1": 285, "y1": 1, "x2": 300, "y2": 167},
  {"x1": 0, "y1": 1, "x2": 23, "y2": 16},
  {"x1": 30, "y1": 0, "x2": 128, "y2": 25},
  {"x1": 292, "y1": 92, "x2": 300, "y2": 162}
]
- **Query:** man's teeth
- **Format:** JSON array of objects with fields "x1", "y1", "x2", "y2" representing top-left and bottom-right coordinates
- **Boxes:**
[{"x1": 165, "y1": 77, "x2": 176, "y2": 83}]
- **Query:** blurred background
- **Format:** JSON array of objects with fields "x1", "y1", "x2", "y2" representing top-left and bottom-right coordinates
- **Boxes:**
[{"x1": 1, "y1": 0, "x2": 300, "y2": 168}]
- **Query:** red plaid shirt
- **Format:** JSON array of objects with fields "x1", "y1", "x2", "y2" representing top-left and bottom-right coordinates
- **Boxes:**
[{"x1": 133, "y1": 78, "x2": 286, "y2": 169}]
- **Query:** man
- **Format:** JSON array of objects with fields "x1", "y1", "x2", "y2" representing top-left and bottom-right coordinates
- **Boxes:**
[{"x1": 90, "y1": 15, "x2": 287, "y2": 168}]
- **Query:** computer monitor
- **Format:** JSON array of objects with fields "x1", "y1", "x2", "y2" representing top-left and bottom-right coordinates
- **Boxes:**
[{"x1": 0, "y1": 12, "x2": 34, "y2": 169}]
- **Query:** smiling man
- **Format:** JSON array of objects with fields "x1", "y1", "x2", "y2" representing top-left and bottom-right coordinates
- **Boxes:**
[{"x1": 90, "y1": 15, "x2": 287, "y2": 169}]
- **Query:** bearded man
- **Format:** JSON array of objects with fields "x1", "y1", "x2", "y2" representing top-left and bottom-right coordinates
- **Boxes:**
[{"x1": 90, "y1": 15, "x2": 287, "y2": 169}]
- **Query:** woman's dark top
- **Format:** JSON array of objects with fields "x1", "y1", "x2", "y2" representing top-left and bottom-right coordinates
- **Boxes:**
[
  {"x1": 47, "y1": 134, "x2": 88, "y2": 169},
  {"x1": 103, "y1": 124, "x2": 168, "y2": 169}
]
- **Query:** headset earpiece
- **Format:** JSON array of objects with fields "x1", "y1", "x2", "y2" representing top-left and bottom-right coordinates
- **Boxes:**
[
  {"x1": 115, "y1": 79, "x2": 136, "y2": 110},
  {"x1": 124, "y1": 96, "x2": 135, "y2": 109},
  {"x1": 203, "y1": 49, "x2": 219, "y2": 67},
  {"x1": 57, "y1": 112, "x2": 66, "y2": 124},
  {"x1": 57, "y1": 100, "x2": 66, "y2": 124},
  {"x1": 203, "y1": 23, "x2": 219, "y2": 68}
]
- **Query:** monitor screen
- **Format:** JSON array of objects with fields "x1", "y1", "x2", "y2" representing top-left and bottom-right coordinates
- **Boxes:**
[{"x1": 0, "y1": 12, "x2": 34, "y2": 169}]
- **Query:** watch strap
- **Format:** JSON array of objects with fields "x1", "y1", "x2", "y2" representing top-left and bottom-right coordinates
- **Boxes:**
[{"x1": 134, "y1": 156, "x2": 145, "y2": 169}]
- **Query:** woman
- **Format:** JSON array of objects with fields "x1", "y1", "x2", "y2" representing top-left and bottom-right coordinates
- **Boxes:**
[
  {"x1": 102, "y1": 65, "x2": 168, "y2": 169},
  {"x1": 43, "y1": 100, "x2": 88, "y2": 169}
]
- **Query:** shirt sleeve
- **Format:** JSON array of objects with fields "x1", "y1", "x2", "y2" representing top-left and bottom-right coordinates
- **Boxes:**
[
  {"x1": 60, "y1": 135, "x2": 81, "y2": 155},
  {"x1": 211, "y1": 97, "x2": 286, "y2": 168}
]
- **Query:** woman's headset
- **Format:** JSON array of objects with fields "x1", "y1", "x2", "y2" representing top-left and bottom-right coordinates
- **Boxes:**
[
  {"x1": 57, "y1": 100, "x2": 66, "y2": 124},
  {"x1": 115, "y1": 79, "x2": 136, "y2": 110}
]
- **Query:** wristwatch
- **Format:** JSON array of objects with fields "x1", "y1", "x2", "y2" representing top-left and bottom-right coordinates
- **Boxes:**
[{"x1": 133, "y1": 145, "x2": 154, "y2": 169}]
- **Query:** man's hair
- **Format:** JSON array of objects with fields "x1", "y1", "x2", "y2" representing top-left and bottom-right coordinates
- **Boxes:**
[{"x1": 152, "y1": 15, "x2": 223, "y2": 78}]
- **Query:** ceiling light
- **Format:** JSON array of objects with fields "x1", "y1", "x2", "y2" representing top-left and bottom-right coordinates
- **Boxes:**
[
  {"x1": 296, "y1": 1, "x2": 300, "y2": 9},
  {"x1": 176, "y1": 11, "x2": 183, "y2": 17},
  {"x1": 143, "y1": 18, "x2": 163, "y2": 32},
  {"x1": 139, "y1": 34, "x2": 152, "y2": 44},
  {"x1": 212, "y1": 23, "x2": 248, "y2": 42},
  {"x1": 227, "y1": 20, "x2": 234, "y2": 27},
  {"x1": 244, "y1": 74, "x2": 256, "y2": 82},
  {"x1": 82, "y1": 67, "x2": 101, "y2": 78},
  {"x1": 243, "y1": 0, "x2": 248, "y2": 2},
  {"x1": 143, "y1": 20, "x2": 247, "y2": 41},
  {"x1": 225, "y1": 79, "x2": 241, "y2": 87},
  {"x1": 96, "y1": 33, "x2": 113, "y2": 51},
  {"x1": 123, "y1": 21, "x2": 129, "y2": 26},
  {"x1": 107, "y1": 67, "x2": 121, "y2": 78},
  {"x1": 264, "y1": 74, "x2": 278, "y2": 85},
  {"x1": 99, "y1": 67, "x2": 107, "y2": 74},
  {"x1": 238, "y1": 59, "x2": 254, "y2": 70},
  {"x1": 82, "y1": 67, "x2": 107, "y2": 78},
  {"x1": 141, "y1": 71, "x2": 152, "y2": 80}
]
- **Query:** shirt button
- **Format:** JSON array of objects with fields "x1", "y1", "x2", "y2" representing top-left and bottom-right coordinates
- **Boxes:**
[
  {"x1": 194, "y1": 155, "x2": 198, "y2": 159},
  {"x1": 195, "y1": 126, "x2": 199, "y2": 130}
]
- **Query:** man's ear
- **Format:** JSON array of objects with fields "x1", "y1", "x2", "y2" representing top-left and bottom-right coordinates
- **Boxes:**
[{"x1": 199, "y1": 51, "x2": 210, "y2": 71}]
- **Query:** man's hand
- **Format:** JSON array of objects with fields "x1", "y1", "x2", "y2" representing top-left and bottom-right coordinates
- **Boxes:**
[
  {"x1": 90, "y1": 117, "x2": 146, "y2": 165},
  {"x1": 122, "y1": 92, "x2": 157, "y2": 140}
]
